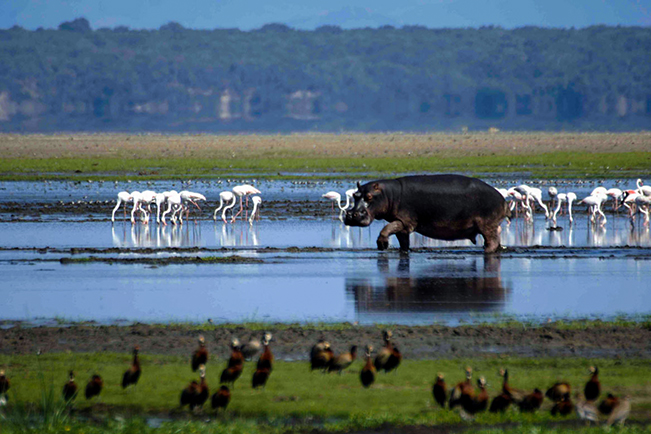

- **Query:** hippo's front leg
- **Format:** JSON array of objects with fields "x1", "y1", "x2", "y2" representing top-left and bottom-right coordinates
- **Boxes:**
[{"x1": 377, "y1": 221, "x2": 407, "y2": 251}]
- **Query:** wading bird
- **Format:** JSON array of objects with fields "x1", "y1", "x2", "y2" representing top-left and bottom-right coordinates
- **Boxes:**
[
  {"x1": 249, "y1": 196, "x2": 262, "y2": 225},
  {"x1": 213, "y1": 191, "x2": 237, "y2": 223},
  {"x1": 232, "y1": 184, "x2": 261, "y2": 222},
  {"x1": 196, "y1": 365, "x2": 209, "y2": 410},
  {"x1": 111, "y1": 191, "x2": 133, "y2": 223}
]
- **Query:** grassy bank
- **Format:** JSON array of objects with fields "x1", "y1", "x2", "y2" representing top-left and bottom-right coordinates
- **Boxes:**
[
  {"x1": 0, "y1": 354, "x2": 649, "y2": 427},
  {"x1": 1, "y1": 132, "x2": 650, "y2": 180}
]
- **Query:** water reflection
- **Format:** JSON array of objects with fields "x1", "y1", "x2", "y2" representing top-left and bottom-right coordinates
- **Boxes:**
[
  {"x1": 111, "y1": 224, "x2": 203, "y2": 248},
  {"x1": 347, "y1": 256, "x2": 510, "y2": 319}
]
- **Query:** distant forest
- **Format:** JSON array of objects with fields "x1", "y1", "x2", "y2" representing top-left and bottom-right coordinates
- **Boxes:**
[{"x1": 1, "y1": 18, "x2": 650, "y2": 132}]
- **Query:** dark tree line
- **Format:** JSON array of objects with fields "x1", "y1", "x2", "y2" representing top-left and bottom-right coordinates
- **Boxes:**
[{"x1": 0, "y1": 18, "x2": 650, "y2": 132}]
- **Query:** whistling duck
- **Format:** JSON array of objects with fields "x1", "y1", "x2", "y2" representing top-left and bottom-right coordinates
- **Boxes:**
[
  {"x1": 211, "y1": 385, "x2": 231, "y2": 411},
  {"x1": 551, "y1": 393, "x2": 574, "y2": 416},
  {"x1": 374, "y1": 330, "x2": 393, "y2": 371},
  {"x1": 328, "y1": 345, "x2": 357, "y2": 374},
  {"x1": 360, "y1": 345, "x2": 376, "y2": 388},
  {"x1": 598, "y1": 393, "x2": 620, "y2": 415},
  {"x1": 575, "y1": 392, "x2": 599, "y2": 423},
  {"x1": 489, "y1": 392, "x2": 512, "y2": 413},
  {"x1": 241, "y1": 333, "x2": 264, "y2": 361},
  {"x1": 606, "y1": 395, "x2": 631, "y2": 426},
  {"x1": 180, "y1": 380, "x2": 200, "y2": 410},
  {"x1": 500, "y1": 369, "x2": 525, "y2": 403},
  {"x1": 518, "y1": 388, "x2": 544, "y2": 412},
  {"x1": 584, "y1": 366, "x2": 600, "y2": 401},
  {"x1": 546, "y1": 382, "x2": 571, "y2": 402},
  {"x1": 449, "y1": 367, "x2": 473, "y2": 410},
  {"x1": 122, "y1": 345, "x2": 141, "y2": 389},
  {"x1": 311, "y1": 341, "x2": 334, "y2": 372},
  {"x1": 195, "y1": 365, "x2": 209, "y2": 409},
  {"x1": 85, "y1": 374, "x2": 103, "y2": 400},
  {"x1": 256, "y1": 333, "x2": 273, "y2": 372},
  {"x1": 220, "y1": 339, "x2": 244, "y2": 387},
  {"x1": 432, "y1": 373, "x2": 446, "y2": 408},
  {"x1": 460, "y1": 377, "x2": 489, "y2": 415},
  {"x1": 0, "y1": 370, "x2": 10, "y2": 395},
  {"x1": 192, "y1": 335, "x2": 208, "y2": 372},
  {"x1": 62, "y1": 371, "x2": 78, "y2": 402}
]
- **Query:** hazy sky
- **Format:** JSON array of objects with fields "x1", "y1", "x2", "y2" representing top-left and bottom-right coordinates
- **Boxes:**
[{"x1": 1, "y1": 0, "x2": 650, "y2": 30}]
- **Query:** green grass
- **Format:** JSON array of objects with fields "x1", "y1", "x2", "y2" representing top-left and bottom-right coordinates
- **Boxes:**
[
  {"x1": 1, "y1": 151, "x2": 650, "y2": 180},
  {"x1": 1, "y1": 354, "x2": 649, "y2": 423}
]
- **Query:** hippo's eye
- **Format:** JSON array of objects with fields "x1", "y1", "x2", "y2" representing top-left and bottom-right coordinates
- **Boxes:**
[{"x1": 365, "y1": 193, "x2": 373, "y2": 201}]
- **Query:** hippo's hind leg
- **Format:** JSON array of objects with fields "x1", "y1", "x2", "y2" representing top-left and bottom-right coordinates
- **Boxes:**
[
  {"x1": 377, "y1": 221, "x2": 407, "y2": 251},
  {"x1": 395, "y1": 232, "x2": 410, "y2": 252}
]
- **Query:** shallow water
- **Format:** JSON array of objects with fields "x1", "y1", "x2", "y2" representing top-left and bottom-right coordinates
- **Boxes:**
[{"x1": 1, "y1": 179, "x2": 650, "y2": 326}]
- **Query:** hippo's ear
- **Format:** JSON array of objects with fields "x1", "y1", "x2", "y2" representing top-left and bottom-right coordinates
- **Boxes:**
[
  {"x1": 372, "y1": 183, "x2": 381, "y2": 192},
  {"x1": 357, "y1": 181, "x2": 361, "y2": 189}
]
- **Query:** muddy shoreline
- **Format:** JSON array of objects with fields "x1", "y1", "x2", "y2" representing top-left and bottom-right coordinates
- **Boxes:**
[{"x1": 2, "y1": 323, "x2": 650, "y2": 360}]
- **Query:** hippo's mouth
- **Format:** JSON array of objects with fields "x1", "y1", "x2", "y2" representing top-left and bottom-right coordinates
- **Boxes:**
[{"x1": 344, "y1": 210, "x2": 374, "y2": 227}]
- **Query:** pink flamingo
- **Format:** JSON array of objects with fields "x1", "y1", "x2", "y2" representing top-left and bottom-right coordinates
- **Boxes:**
[{"x1": 112, "y1": 191, "x2": 133, "y2": 223}]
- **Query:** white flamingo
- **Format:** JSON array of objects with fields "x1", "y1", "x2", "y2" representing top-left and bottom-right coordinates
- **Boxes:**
[
  {"x1": 232, "y1": 184, "x2": 261, "y2": 221},
  {"x1": 180, "y1": 190, "x2": 206, "y2": 221},
  {"x1": 213, "y1": 191, "x2": 237, "y2": 223},
  {"x1": 637, "y1": 179, "x2": 651, "y2": 197},
  {"x1": 551, "y1": 193, "x2": 567, "y2": 226},
  {"x1": 566, "y1": 192, "x2": 577, "y2": 224},
  {"x1": 580, "y1": 192, "x2": 608, "y2": 225},
  {"x1": 249, "y1": 196, "x2": 262, "y2": 225},
  {"x1": 161, "y1": 191, "x2": 183, "y2": 226},
  {"x1": 111, "y1": 191, "x2": 133, "y2": 223}
]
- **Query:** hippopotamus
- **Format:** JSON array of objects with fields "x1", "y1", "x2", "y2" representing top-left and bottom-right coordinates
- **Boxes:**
[{"x1": 344, "y1": 174, "x2": 508, "y2": 253}]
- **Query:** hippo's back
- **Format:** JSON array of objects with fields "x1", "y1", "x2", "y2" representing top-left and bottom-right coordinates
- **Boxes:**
[{"x1": 395, "y1": 174, "x2": 505, "y2": 220}]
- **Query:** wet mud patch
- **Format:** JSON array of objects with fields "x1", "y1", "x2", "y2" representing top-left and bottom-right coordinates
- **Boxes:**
[
  {"x1": 2, "y1": 323, "x2": 651, "y2": 359},
  {"x1": 58, "y1": 255, "x2": 263, "y2": 265}
]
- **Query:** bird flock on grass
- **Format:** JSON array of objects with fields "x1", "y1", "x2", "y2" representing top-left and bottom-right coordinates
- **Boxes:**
[
  {"x1": 494, "y1": 178, "x2": 650, "y2": 228},
  {"x1": 111, "y1": 184, "x2": 262, "y2": 226},
  {"x1": 0, "y1": 331, "x2": 631, "y2": 426}
]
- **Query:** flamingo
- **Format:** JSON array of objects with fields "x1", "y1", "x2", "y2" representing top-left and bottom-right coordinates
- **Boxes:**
[
  {"x1": 129, "y1": 191, "x2": 147, "y2": 224},
  {"x1": 322, "y1": 191, "x2": 348, "y2": 221},
  {"x1": 635, "y1": 194, "x2": 651, "y2": 226},
  {"x1": 590, "y1": 186, "x2": 608, "y2": 197},
  {"x1": 180, "y1": 191, "x2": 206, "y2": 222},
  {"x1": 154, "y1": 192, "x2": 169, "y2": 224},
  {"x1": 232, "y1": 184, "x2": 262, "y2": 221},
  {"x1": 551, "y1": 193, "x2": 567, "y2": 226},
  {"x1": 580, "y1": 192, "x2": 608, "y2": 225},
  {"x1": 139, "y1": 190, "x2": 157, "y2": 224},
  {"x1": 249, "y1": 196, "x2": 262, "y2": 225},
  {"x1": 213, "y1": 191, "x2": 238, "y2": 223},
  {"x1": 621, "y1": 190, "x2": 639, "y2": 221},
  {"x1": 161, "y1": 191, "x2": 183, "y2": 226},
  {"x1": 344, "y1": 189, "x2": 357, "y2": 210},
  {"x1": 111, "y1": 191, "x2": 133, "y2": 223},
  {"x1": 637, "y1": 179, "x2": 651, "y2": 197},
  {"x1": 548, "y1": 187, "x2": 558, "y2": 213},
  {"x1": 566, "y1": 192, "x2": 577, "y2": 224}
]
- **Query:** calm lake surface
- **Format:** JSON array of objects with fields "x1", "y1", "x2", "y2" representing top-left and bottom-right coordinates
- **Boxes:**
[{"x1": 1, "y1": 178, "x2": 649, "y2": 326}]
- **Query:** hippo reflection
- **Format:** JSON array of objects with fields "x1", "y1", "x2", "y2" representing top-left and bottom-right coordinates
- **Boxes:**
[{"x1": 348, "y1": 257, "x2": 509, "y2": 313}]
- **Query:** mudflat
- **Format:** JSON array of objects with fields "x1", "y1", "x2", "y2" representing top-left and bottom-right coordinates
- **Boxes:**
[{"x1": 2, "y1": 323, "x2": 649, "y2": 359}]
